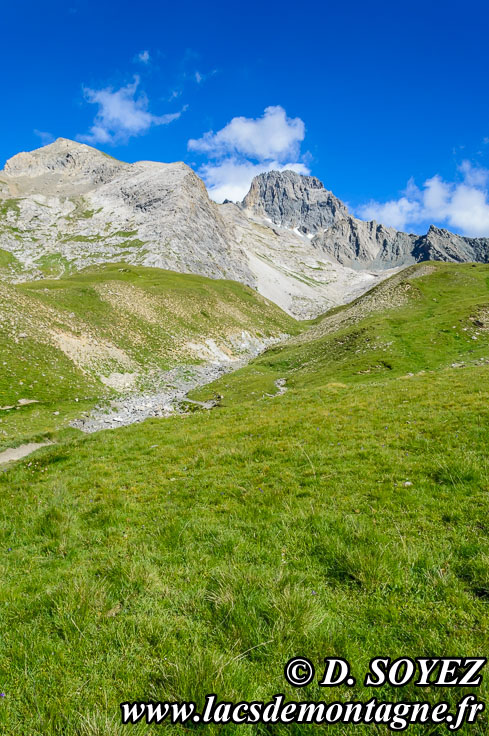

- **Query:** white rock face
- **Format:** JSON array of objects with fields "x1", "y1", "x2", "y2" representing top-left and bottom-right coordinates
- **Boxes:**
[
  {"x1": 219, "y1": 201, "x2": 383, "y2": 317},
  {"x1": 0, "y1": 138, "x2": 389, "y2": 319},
  {"x1": 3, "y1": 138, "x2": 130, "y2": 194}
]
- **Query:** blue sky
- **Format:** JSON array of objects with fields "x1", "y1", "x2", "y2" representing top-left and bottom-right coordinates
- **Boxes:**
[{"x1": 2, "y1": 0, "x2": 489, "y2": 235}]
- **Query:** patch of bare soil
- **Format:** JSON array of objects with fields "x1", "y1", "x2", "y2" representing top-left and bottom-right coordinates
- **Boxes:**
[{"x1": 0, "y1": 441, "x2": 53, "y2": 465}]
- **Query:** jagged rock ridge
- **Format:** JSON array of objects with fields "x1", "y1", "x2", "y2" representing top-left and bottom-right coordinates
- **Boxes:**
[
  {"x1": 0, "y1": 139, "x2": 387, "y2": 319},
  {"x1": 3, "y1": 137, "x2": 130, "y2": 195},
  {"x1": 2, "y1": 140, "x2": 488, "y2": 320},
  {"x1": 242, "y1": 170, "x2": 489, "y2": 269},
  {"x1": 242, "y1": 170, "x2": 348, "y2": 233}
]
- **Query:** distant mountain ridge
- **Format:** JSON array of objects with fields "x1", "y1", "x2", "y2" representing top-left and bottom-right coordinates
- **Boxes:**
[
  {"x1": 0, "y1": 139, "x2": 383, "y2": 318},
  {"x1": 240, "y1": 170, "x2": 489, "y2": 269},
  {"x1": 1, "y1": 138, "x2": 488, "y2": 320}
]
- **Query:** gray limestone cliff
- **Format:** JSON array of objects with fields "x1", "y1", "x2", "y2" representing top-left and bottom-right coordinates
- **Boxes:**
[
  {"x1": 2, "y1": 140, "x2": 489, "y2": 321},
  {"x1": 311, "y1": 217, "x2": 416, "y2": 270},
  {"x1": 0, "y1": 140, "x2": 382, "y2": 319},
  {"x1": 241, "y1": 170, "x2": 348, "y2": 233},
  {"x1": 412, "y1": 225, "x2": 489, "y2": 264},
  {"x1": 312, "y1": 218, "x2": 489, "y2": 270},
  {"x1": 243, "y1": 171, "x2": 489, "y2": 269}
]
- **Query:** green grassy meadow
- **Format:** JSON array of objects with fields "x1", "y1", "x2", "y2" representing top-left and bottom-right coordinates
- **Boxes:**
[
  {"x1": 0, "y1": 264, "x2": 299, "y2": 451},
  {"x1": 1, "y1": 262, "x2": 489, "y2": 733}
]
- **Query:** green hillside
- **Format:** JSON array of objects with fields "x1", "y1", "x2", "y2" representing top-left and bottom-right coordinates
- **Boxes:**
[
  {"x1": 1, "y1": 262, "x2": 489, "y2": 733},
  {"x1": 192, "y1": 262, "x2": 489, "y2": 402},
  {"x1": 0, "y1": 264, "x2": 300, "y2": 450}
]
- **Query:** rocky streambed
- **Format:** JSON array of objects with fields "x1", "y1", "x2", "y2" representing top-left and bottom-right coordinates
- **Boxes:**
[{"x1": 71, "y1": 336, "x2": 286, "y2": 433}]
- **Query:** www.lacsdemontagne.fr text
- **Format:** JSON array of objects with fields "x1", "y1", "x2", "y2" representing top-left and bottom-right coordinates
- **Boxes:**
[{"x1": 121, "y1": 693, "x2": 484, "y2": 730}]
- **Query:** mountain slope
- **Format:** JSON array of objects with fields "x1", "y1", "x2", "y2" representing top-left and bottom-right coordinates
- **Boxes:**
[
  {"x1": 0, "y1": 139, "x2": 386, "y2": 319},
  {"x1": 193, "y1": 261, "x2": 489, "y2": 402},
  {"x1": 242, "y1": 170, "x2": 489, "y2": 270},
  {"x1": 2, "y1": 139, "x2": 489, "y2": 320},
  {"x1": 0, "y1": 139, "x2": 382, "y2": 318},
  {"x1": 0, "y1": 139, "x2": 253, "y2": 286},
  {"x1": 1, "y1": 137, "x2": 129, "y2": 195},
  {"x1": 312, "y1": 219, "x2": 489, "y2": 270},
  {"x1": 0, "y1": 263, "x2": 300, "y2": 449},
  {"x1": 218, "y1": 200, "x2": 381, "y2": 318},
  {"x1": 2, "y1": 262, "x2": 489, "y2": 733}
]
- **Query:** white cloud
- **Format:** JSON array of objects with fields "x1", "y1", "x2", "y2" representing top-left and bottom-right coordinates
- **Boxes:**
[
  {"x1": 458, "y1": 160, "x2": 489, "y2": 187},
  {"x1": 189, "y1": 105, "x2": 305, "y2": 161},
  {"x1": 188, "y1": 106, "x2": 308, "y2": 202},
  {"x1": 78, "y1": 76, "x2": 183, "y2": 145},
  {"x1": 33, "y1": 129, "x2": 55, "y2": 146},
  {"x1": 136, "y1": 50, "x2": 150, "y2": 64},
  {"x1": 357, "y1": 161, "x2": 489, "y2": 237}
]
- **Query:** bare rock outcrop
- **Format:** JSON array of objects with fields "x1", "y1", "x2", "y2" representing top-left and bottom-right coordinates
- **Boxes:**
[
  {"x1": 3, "y1": 140, "x2": 489, "y2": 321},
  {"x1": 0, "y1": 140, "x2": 388, "y2": 319},
  {"x1": 312, "y1": 217, "x2": 416, "y2": 270},
  {"x1": 312, "y1": 219, "x2": 489, "y2": 269},
  {"x1": 2, "y1": 138, "x2": 130, "y2": 196},
  {"x1": 243, "y1": 171, "x2": 489, "y2": 269},
  {"x1": 242, "y1": 170, "x2": 348, "y2": 233},
  {"x1": 412, "y1": 225, "x2": 489, "y2": 264}
]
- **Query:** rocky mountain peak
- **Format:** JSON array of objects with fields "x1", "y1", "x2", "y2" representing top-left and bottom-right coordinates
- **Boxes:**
[
  {"x1": 241, "y1": 169, "x2": 349, "y2": 234},
  {"x1": 5, "y1": 138, "x2": 117, "y2": 175},
  {"x1": 426, "y1": 224, "x2": 456, "y2": 238},
  {"x1": 1, "y1": 138, "x2": 489, "y2": 321},
  {"x1": 2, "y1": 137, "x2": 129, "y2": 196}
]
